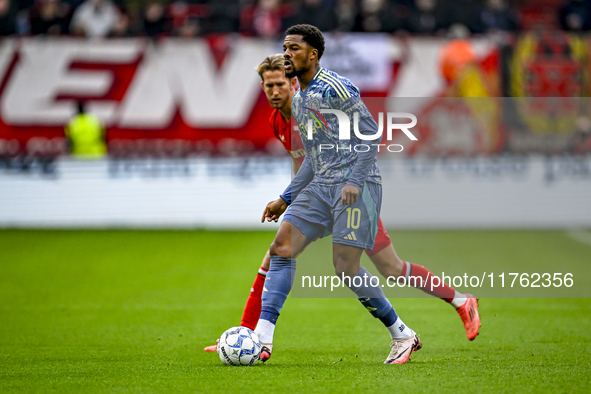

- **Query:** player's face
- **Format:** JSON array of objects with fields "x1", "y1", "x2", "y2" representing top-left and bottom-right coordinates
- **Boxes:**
[
  {"x1": 283, "y1": 35, "x2": 316, "y2": 78},
  {"x1": 261, "y1": 70, "x2": 292, "y2": 110}
]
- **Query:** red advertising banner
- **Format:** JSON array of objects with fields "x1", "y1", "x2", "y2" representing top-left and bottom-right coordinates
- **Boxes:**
[{"x1": 12, "y1": 35, "x2": 588, "y2": 158}]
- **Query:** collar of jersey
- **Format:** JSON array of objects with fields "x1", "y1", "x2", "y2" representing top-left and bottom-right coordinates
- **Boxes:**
[{"x1": 298, "y1": 67, "x2": 324, "y2": 96}]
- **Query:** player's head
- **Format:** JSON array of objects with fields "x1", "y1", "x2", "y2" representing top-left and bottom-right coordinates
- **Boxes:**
[
  {"x1": 256, "y1": 53, "x2": 296, "y2": 110},
  {"x1": 283, "y1": 24, "x2": 325, "y2": 78}
]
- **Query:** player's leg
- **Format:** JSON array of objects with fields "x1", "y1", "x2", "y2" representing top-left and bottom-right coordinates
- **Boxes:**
[
  {"x1": 255, "y1": 221, "x2": 311, "y2": 361},
  {"x1": 239, "y1": 251, "x2": 270, "y2": 330},
  {"x1": 332, "y1": 182, "x2": 421, "y2": 364},
  {"x1": 366, "y1": 221, "x2": 481, "y2": 340},
  {"x1": 377, "y1": 248, "x2": 480, "y2": 340},
  {"x1": 203, "y1": 251, "x2": 270, "y2": 352},
  {"x1": 255, "y1": 190, "x2": 330, "y2": 362},
  {"x1": 333, "y1": 242, "x2": 421, "y2": 364}
]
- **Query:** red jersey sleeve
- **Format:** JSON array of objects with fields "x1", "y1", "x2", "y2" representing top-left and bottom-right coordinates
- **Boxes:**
[{"x1": 269, "y1": 109, "x2": 306, "y2": 165}]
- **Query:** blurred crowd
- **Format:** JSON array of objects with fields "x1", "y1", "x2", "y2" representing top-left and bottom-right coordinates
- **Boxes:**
[{"x1": 0, "y1": 0, "x2": 589, "y2": 38}]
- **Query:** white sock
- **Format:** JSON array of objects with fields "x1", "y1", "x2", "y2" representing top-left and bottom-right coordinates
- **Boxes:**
[
  {"x1": 387, "y1": 317, "x2": 413, "y2": 339},
  {"x1": 451, "y1": 291, "x2": 467, "y2": 308},
  {"x1": 254, "y1": 319, "x2": 275, "y2": 344}
]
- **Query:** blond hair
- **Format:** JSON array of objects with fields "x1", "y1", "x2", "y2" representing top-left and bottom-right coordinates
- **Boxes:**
[{"x1": 256, "y1": 54, "x2": 285, "y2": 80}]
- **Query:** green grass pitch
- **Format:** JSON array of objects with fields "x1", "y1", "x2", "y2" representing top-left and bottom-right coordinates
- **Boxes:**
[{"x1": 0, "y1": 229, "x2": 590, "y2": 393}]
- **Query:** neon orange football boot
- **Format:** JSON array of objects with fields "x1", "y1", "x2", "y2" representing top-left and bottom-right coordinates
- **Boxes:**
[
  {"x1": 203, "y1": 339, "x2": 219, "y2": 352},
  {"x1": 456, "y1": 294, "x2": 481, "y2": 340}
]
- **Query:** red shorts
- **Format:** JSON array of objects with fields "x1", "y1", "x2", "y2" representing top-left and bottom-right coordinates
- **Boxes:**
[{"x1": 365, "y1": 217, "x2": 392, "y2": 256}]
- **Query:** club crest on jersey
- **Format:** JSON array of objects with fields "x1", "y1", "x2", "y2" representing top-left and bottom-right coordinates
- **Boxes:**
[{"x1": 307, "y1": 98, "x2": 321, "y2": 112}]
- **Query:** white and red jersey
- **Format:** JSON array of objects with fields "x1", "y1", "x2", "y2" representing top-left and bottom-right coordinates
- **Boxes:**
[{"x1": 269, "y1": 109, "x2": 305, "y2": 165}]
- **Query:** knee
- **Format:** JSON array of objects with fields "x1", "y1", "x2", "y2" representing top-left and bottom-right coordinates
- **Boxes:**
[
  {"x1": 333, "y1": 255, "x2": 356, "y2": 278},
  {"x1": 333, "y1": 259, "x2": 346, "y2": 277},
  {"x1": 269, "y1": 237, "x2": 292, "y2": 258}
]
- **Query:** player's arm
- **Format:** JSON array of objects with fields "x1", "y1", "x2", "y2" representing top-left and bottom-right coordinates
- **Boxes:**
[
  {"x1": 261, "y1": 197, "x2": 287, "y2": 223},
  {"x1": 284, "y1": 154, "x2": 313, "y2": 203},
  {"x1": 292, "y1": 157, "x2": 301, "y2": 175},
  {"x1": 261, "y1": 155, "x2": 313, "y2": 222}
]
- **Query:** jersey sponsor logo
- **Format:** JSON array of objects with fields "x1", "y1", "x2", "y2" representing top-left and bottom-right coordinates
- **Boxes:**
[{"x1": 290, "y1": 149, "x2": 305, "y2": 159}]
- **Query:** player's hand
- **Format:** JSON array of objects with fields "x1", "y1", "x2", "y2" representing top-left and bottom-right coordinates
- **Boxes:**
[
  {"x1": 341, "y1": 185, "x2": 360, "y2": 205},
  {"x1": 261, "y1": 198, "x2": 288, "y2": 223}
]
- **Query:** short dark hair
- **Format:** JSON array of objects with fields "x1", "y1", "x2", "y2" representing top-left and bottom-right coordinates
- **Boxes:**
[{"x1": 285, "y1": 24, "x2": 325, "y2": 60}]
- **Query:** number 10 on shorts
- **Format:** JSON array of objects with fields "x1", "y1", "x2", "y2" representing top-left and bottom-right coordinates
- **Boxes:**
[{"x1": 346, "y1": 207, "x2": 361, "y2": 229}]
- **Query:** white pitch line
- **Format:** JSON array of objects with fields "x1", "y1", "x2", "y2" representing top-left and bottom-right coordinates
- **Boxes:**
[{"x1": 566, "y1": 230, "x2": 591, "y2": 248}]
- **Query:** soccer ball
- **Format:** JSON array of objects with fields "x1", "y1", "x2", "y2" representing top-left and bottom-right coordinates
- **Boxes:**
[{"x1": 217, "y1": 326, "x2": 261, "y2": 366}]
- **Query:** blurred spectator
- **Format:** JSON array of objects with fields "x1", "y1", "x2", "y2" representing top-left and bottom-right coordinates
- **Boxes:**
[
  {"x1": 63, "y1": 0, "x2": 89, "y2": 10},
  {"x1": 168, "y1": 1, "x2": 191, "y2": 32},
  {"x1": 355, "y1": 0, "x2": 386, "y2": 32},
  {"x1": 334, "y1": 0, "x2": 357, "y2": 32},
  {"x1": 294, "y1": 0, "x2": 336, "y2": 32},
  {"x1": 70, "y1": 0, "x2": 120, "y2": 37},
  {"x1": 18, "y1": 0, "x2": 36, "y2": 12},
  {"x1": 142, "y1": 1, "x2": 168, "y2": 37},
  {"x1": 559, "y1": 0, "x2": 591, "y2": 31},
  {"x1": 253, "y1": 0, "x2": 282, "y2": 37},
  {"x1": 480, "y1": 0, "x2": 519, "y2": 32},
  {"x1": 406, "y1": 0, "x2": 449, "y2": 34},
  {"x1": 175, "y1": 16, "x2": 200, "y2": 37},
  {"x1": 240, "y1": 0, "x2": 282, "y2": 37},
  {"x1": 357, "y1": 0, "x2": 412, "y2": 32},
  {"x1": 29, "y1": 0, "x2": 68, "y2": 35},
  {"x1": 65, "y1": 101, "x2": 107, "y2": 159},
  {"x1": 450, "y1": 0, "x2": 484, "y2": 34},
  {"x1": 1, "y1": 0, "x2": 582, "y2": 38},
  {"x1": 381, "y1": 0, "x2": 413, "y2": 32},
  {"x1": 206, "y1": 0, "x2": 240, "y2": 33},
  {"x1": 0, "y1": 0, "x2": 17, "y2": 36},
  {"x1": 239, "y1": 0, "x2": 256, "y2": 35},
  {"x1": 110, "y1": 10, "x2": 130, "y2": 36}
]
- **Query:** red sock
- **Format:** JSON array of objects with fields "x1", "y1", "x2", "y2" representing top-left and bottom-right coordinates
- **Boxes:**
[
  {"x1": 401, "y1": 262, "x2": 455, "y2": 303},
  {"x1": 240, "y1": 267, "x2": 268, "y2": 330}
]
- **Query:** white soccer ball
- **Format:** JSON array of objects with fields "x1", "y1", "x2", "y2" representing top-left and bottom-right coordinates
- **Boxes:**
[{"x1": 217, "y1": 326, "x2": 261, "y2": 366}]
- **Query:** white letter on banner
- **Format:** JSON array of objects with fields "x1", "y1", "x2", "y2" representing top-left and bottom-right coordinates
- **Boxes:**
[
  {"x1": 119, "y1": 39, "x2": 272, "y2": 128},
  {"x1": 1, "y1": 39, "x2": 140, "y2": 125}
]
